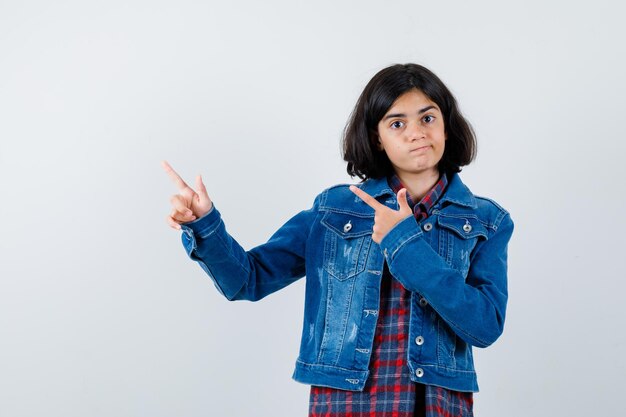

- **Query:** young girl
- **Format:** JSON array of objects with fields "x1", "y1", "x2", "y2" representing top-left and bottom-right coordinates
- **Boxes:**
[{"x1": 163, "y1": 63, "x2": 514, "y2": 417}]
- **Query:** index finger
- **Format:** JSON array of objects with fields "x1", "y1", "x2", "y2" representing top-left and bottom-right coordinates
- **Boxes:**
[
  {"x1": 161, "y1": 160, "x2": 190, "y2": 191},
  {"x1": 349, "y1": 185, "x2": 385, "y2": 211}
]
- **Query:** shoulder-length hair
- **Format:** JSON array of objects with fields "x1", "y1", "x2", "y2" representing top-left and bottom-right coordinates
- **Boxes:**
[{"x1": 342, "y1": 63, "x2": 477, "y2": 180}]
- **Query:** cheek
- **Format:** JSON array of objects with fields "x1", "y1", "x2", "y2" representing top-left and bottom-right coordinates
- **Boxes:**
[
  {"x1": 435, "y1": 137, "x2": 446, "y2": 158},
  {"x1": 436, "y1": 129, "x2": 447, "y2": 150}
]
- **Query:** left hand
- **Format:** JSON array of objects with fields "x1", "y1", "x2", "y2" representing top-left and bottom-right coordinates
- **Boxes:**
[
  {"x1": 349, "y1": 185, "x2": 413, "y2": 244},
  {"x1": 162, "y1": 160, "x2": 214, "y2": 230}
]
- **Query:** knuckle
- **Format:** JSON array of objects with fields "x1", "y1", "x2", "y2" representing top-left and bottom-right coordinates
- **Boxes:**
[{"x1": 171, "y1": 196, "x2": 182, "y2": 207}]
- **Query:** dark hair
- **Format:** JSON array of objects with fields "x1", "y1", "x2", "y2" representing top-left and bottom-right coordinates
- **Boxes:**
[{"x1": 342, "y1": 63, "x2": 477, "y2": 180}]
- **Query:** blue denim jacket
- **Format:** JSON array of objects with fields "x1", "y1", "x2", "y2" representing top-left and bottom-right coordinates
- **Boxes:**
[{"x1": 180, "y1": 172, "x2": 514, "y2": 392}]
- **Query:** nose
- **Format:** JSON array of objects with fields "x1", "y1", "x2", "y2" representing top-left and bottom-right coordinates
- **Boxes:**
[{"x1": 406, "y1": 121, "x2": 426, "y2": 141}]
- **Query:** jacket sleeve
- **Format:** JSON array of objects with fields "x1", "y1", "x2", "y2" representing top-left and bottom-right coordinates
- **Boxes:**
[
  {"x1": 378, "y1": 211, "x2": 514, "y2": 348},
  {"x1": 180, "y1": 194, "x2": 322, "y2": 301}
]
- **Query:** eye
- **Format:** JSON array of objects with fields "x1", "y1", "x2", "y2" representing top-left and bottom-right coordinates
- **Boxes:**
[
  {"x1": 423, "y1": 115, "x2": 435, "y2": 123},
  {"x1": 390, "y1": 120, "x2": 404, "y2": 129}
]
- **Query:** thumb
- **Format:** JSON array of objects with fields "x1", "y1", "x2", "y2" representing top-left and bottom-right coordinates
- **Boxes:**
[
  {"x1": 195, "y1": 174, "x2": 211, "y2": 202},
  {"x1": 397, "y1": 188, "x2": 412, "y2": 214}
]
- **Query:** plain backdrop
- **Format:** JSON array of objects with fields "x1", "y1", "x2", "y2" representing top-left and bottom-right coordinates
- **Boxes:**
[{"x1": 1, "y1": 1, "x2": 624, "y2": 416}]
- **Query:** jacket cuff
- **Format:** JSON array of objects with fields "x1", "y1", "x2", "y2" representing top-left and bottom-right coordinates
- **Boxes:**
[
  {"x1": 379, "y1": 214, "x2": 423, "y2": 261},
  {"x1": 179, "y1": 204, "x2": 222, "y2": 256},
  {"x1": 181, "y1": 204, "x2": 220, "y2": 237}
]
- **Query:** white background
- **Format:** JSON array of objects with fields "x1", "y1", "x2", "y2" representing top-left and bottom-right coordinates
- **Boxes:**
[{"x1": 1, "y1": 1, "x2": 624, "y2": 416}]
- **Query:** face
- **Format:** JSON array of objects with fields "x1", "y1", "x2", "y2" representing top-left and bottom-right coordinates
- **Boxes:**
[{"x1": 376, "y1": 88, "x2": 446, "y2": 179}]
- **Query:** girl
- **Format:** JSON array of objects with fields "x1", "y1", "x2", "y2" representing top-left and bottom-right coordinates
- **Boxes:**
[{"x1": 163, "y1": 63, "x2": 514, "y2": 417}]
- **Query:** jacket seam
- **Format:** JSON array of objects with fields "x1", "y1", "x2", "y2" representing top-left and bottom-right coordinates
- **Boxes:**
[
  {"x1": 213, "y1": 226, "x2": 251, "y2": 275},
  {"x1": 433, "y1": 306, "x2": 490, "y2": 347},
  {"x1": 390, "y1": 230, "x2": 422, "y2": 259},
  {"x1": 196, "y1": 215, "x2": 223, "y2": 239}
]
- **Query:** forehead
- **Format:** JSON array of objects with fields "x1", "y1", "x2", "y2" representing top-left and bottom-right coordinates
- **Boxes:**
[{"x1": 386, "y1": 89, "x2": 439, "y2": 113}]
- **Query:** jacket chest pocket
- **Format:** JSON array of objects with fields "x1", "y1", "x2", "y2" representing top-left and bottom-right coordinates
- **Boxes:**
[
  {"x1": 436, "y1": 214, "x2": 488, "y2": 277},
  {"x1": 320, "y1": 211, "x2": 373, "y2": 281}
]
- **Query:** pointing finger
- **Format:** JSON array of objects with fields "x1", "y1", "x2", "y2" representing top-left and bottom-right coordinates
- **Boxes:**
[
  {"x1": 162, "y1": 160, "x2": 190, "y2": 191},
  {"x1": 349, "y1": 185, "x2": 385, "y2": 211}
]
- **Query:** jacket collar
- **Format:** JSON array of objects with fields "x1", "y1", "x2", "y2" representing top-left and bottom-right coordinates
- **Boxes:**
[{"x1": 359, "y1": 171, "x2": 477, "y2": 209}]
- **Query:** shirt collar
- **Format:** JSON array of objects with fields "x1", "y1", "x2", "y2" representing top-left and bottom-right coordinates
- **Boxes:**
[
  {"x1": 356, "y1": 171, "x2": 478, "y2": 209},
  {"x1": 387, "y1": 172, "x2": 448, "y2": 216}
]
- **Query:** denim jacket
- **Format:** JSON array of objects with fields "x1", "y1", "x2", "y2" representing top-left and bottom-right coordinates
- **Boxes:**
[{"x1": 180, "y1": 172, "x2": 514, "y2": 392}]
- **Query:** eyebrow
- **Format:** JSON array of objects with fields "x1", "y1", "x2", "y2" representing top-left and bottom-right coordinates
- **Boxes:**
[{"x1": 382, "y1": 105, "x2": 437, "y2": 121}]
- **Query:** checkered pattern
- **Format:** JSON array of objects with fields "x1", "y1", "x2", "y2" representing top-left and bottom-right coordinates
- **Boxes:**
[
  {"x1": 387, "y1": 173, "x2": 447, "y2": 222},
  {"x1": 309, "y1": 173, "x2": 474, "y2": 416}
]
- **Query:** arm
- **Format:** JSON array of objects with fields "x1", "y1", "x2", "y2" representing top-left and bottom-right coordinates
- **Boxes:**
[
  {"x1": 379, "y1": 211, "x2": 514, "y2": 348},
  {"x1": 180, "y1": 195, "x2": 321, "y2": 301}
]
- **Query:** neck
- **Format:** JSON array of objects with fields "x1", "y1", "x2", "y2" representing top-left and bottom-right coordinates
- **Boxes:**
[{"x1": 396, "y1": 169, "x2": 441, "y2": 202}]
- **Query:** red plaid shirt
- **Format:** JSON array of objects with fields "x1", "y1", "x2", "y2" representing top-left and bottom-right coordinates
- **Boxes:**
[{"x1": 309, "y1": 173, "x2": 474, "y2": 417}]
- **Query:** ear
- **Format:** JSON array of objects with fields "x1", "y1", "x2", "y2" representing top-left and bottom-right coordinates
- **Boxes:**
[
  {"x1": 372, "y1": 130, "x2": 384, "y2": 151},
  {"x1": 376, "y1": 136, "x2": 384, "y2": 151}
]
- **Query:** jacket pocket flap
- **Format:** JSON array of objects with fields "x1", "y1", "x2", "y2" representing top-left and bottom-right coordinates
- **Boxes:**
[
  {"x1": 437, "y1": 215, "x2": 488, "y2": 240},
  {"x1": 321, "y1": 211, "x2": 373, "y2": 239}
]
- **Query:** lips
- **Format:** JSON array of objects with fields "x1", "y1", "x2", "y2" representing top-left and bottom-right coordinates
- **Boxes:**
[{"x1": 410, "y1": 145, "x2": 430, "y2": 152}]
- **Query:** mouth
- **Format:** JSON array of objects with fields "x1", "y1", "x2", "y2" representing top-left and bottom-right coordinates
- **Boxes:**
[{"x1": 410, "y1": 145, "x2": 430, "y2": 152}]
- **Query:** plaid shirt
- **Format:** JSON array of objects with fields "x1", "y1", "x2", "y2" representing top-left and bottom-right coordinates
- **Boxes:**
[{"x1": 309, "y1": 173, "x2": 474, "y2": 417}]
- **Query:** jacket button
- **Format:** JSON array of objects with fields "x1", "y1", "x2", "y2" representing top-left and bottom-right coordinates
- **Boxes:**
[
  {"x1": 423, "y1": 222, "x2": 433, "y2": 231},
  {"x1": 343, "y1": 221, "x2": 352, "y2": 232},
  {"x1": 384, "y1": 248, "x2": 388, "y2": 258},
  {"x1": 415, "y1": 368, "x2": 424, "y2": 378},
  {"x1": 418, "y1": 297, "x2": 428, "y2": 307},
  {"x1": 415, "y1": 336, "x2": 424, "y2": 346},
  {"x1": 463, "y1": 221, "x2": 472, "y2": 233}
]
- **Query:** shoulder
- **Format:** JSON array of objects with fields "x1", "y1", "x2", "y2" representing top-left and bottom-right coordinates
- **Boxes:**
[
  {"x1": 464, "y1": 189, "x2": 513, "y2": 232},
  {"x1": 312, "y1": 180, "x2": 382, "y2": 215},
  {"x1": 451, "y1": 174, "x2": 513, "y2": 231},
  {"x1": 315, "y1": 182, "x2": 359, "y2": 210},
  {"x1": 470, "y1": 193, "x2": 513, "y2": 233}
]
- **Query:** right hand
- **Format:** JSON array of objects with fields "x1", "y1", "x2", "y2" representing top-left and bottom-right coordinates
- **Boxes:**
[{"x1": 162, "y1": 160, "x2": 213, "y2": 230}]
